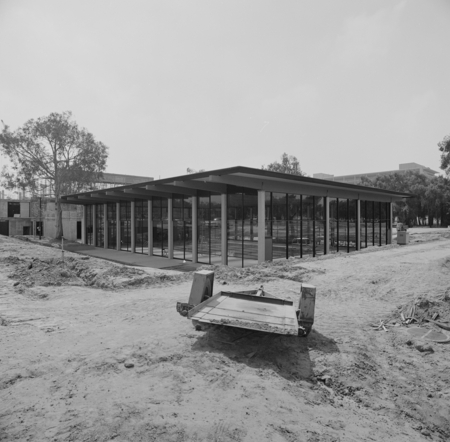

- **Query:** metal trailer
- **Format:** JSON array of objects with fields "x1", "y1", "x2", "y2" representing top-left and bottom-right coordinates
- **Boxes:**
[{"x1": 176, "y1": 270, "x2": 316, "y2": 337}]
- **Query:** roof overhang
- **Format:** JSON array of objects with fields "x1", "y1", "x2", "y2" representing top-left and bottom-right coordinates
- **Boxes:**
[{"x1": 61, "y1": 166, "x2": 414, "y2": 205}]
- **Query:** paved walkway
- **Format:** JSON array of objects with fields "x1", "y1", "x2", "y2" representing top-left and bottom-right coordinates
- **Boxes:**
[{"x1": 62, "y1": 243, "x2": 204, "y2": 272}]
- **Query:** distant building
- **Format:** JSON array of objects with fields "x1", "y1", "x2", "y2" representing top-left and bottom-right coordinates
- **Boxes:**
[{"x1": 313, "y1": 163, "x2": 438, "y2": 185}]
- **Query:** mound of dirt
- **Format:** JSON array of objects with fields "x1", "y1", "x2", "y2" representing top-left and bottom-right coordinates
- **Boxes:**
[
  {"x1": 3, "y1": 256, "x2": 189, "y2": 290},
  {"x1": 198, "y1": 259, "x2": 312, "y2": 284}
]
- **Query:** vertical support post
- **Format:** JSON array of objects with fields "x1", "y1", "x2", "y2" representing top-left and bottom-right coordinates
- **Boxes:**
[
  {"x1": 379, "y1": 202, "x2": 382, "y2": 246},
  {"x1": 104, "y1": 204, "x2": 108, "y2": 249},
  {"x1": 257, "y1": 190, "x2": 266, "y2": 264},
  {"x1": 387, "y1": 202, "x2": 393, "y2": 244},
  {"x1": 313, "y1": 196, "x2": 316, "y2": 257},
  {"x1": 92, "y1": 204, "x2": 97, "y2": 247},
  {"x1": 347, "y1": 199, "x2": 350, "y2": 253},
  {"x1": 168, "y1": 197, "x2": 173, "y2": 259},
  {"x1": 324, "y1": 196, "x2": 330, "y2": 255},
  {"x1": 221, "y1": 193, "x2": 228, "y2": 265},
  {"x1": 192, "y1": 196, "x2": 198, "y2": 263},
  {"x1": 148, "y1": 199, "x2": 153, "y2": 256},
  {"x1": 372, "y1": 201, "x2": 375, "y2": 246},
  {"x1": 131, "y1": 200, "x2": 136, "y2": 253},
  {"x1": 116, "y1": 202, "x2": 121, "y2": 251},
  {"x1": 81, "y1": 205, "x2": 86, "y2": 244},
  {"x1": 356, "y1": 199, "x2": 361, "y2": 251},
  {"x1": 336, "y1": 198, "x2": 339, "y2": 253}
]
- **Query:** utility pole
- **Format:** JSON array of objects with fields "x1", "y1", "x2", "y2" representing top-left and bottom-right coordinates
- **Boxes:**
[{"x1": 39, "y1": 196, "x2": 42, "y2": 240}]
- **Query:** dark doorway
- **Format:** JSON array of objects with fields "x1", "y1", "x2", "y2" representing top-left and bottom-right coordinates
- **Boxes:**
[
  {"x1": 77, "y1": 221, "x2": 82, "y2": 240},
  {"x1": 0, "y1": 221, "x2": 9, "y2": 236},
  {"x1": 36, "y1": 221, "x2": 44, "y2": 237},
  {"x1": 23, "y1": 226, "x2": 30, "y2": 235}
]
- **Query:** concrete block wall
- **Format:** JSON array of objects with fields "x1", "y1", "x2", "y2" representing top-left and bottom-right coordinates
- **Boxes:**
[
  {"x1": 0, "y1": 200, "x2": 7, "y2": 218},
  {"x1": 8, "y1": 219, "x2": 33, "y2": 236},
  {"x1": 0, "y1": 199, "x2": 30, "y2": 218},
  {"x1": 20, "y1": 202, "x2": 30, "y2": 218}
]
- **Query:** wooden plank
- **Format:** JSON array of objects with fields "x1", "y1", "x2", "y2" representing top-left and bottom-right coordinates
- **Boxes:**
[
  {"x1": 213, "y1": 297, "x2": 293, "y2": 317},
  {"x1": 188, "y1": 291, "x2": 299, "y2": 335},
  {"x1": 187, "y1": 292, "x2": 224, "y2": 318},
  {"x1": 191, "y1": 300, "x2": 297, "y2": 328},
  {"x1": 195, "y1": 309, "x2": 298, "y2": 335},
  {"x1": 196, "y1": 308, "x2": 297, "y2": 325}
]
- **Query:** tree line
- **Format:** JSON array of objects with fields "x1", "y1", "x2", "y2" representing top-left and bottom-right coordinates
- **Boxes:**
[{"x1": 357, "y1": 135, "x2": 450, "y2": 227}]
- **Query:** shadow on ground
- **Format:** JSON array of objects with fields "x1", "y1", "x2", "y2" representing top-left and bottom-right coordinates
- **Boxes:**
[{"x1": 190, "y1": 324, "x2": 339, "y2": 382}]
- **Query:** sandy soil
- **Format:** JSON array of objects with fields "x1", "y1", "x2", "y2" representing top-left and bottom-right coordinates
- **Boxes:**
[{"x1": 1, "y1": 229, "x2": 450, "y2": 441}]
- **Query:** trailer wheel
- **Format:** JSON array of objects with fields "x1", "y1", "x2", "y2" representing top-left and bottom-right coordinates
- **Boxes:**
[
  {"x1": 192, "y1": 320, "x2": 202, "y2": 331},
  {"x1": 298, "y1": 326, "x2": 311, "y2": 337}
]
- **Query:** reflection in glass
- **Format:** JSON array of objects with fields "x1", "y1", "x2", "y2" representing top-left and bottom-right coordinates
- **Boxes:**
[
  {"x1": 120, "y1": 201, "x2": 131, "y2": 251},
  {"x1": 95, "y1": 204, "x2": 104, "y2": 248},
  {"x1": 227, "y1": 188, "x2": 258, "y2": 267},
  {"x1": 107, "y1": 203, "x2": 117, "y2": 249},
  {"x1": 134, "y1": 199, "x2": 148, "y2": 254},
  {"x1": 152, "y1": 197, "x2": 168, "y2": 257},
  {"x1": 173, "y1": 195, "x2": 192, "y2": 261},
  {"x1": 85, "y1": 205, "x2": 93, "y2": 245}
]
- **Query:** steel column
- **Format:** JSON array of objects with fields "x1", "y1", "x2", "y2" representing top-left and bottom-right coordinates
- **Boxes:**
[
  {"x1": 92, "y1": 204, "x2": 97, "y2": 246},
  {"x1": 257, "y1": 190, "x2": 266, "y2": 264},
  {"x1": 148, "y1": 200, "x2": 153, "y2": 256},
  {"x1": 192, "y1": 196, "x2": 198, "y2": 263},
  {"x1": 82, "y1": 206, "x2": 86, "y2": 244},
  {"x1": 324, "y1": 196, "x2": 330, "y2": 254},
  {"x1": 131, "y1": 201, "x2": 136, "y2": 253},
  {"x1": 356, "y1": 199, "x2": 361, "y2": 251},
  {"x1": 387, "y1": 202, "x2": 393, "y2": 244},
  {"x1": 168, "y1": 197, "x2": 173, "y2": 258},
  {"x1": 116, "y1": 202, "x2": 121, "y2": 251},
  {"x1": 221, "y1": 193, "x2": 228, "y2": 265}
]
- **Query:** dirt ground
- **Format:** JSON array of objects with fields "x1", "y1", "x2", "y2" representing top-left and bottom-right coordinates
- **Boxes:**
[{"x1": 1, "y1": 228, "x2": 450, "y2": 441}]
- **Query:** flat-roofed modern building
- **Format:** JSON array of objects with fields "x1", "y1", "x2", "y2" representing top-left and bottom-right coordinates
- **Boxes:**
[
  {"x1": 61, "y1": 166, "x2": 413, "y2": 267},
  {"x1": 313, "y1": 162, "x2": 438, "y2": 184}
]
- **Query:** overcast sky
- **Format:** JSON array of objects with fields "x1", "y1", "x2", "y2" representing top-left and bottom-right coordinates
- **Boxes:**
[{"x1": 0, "y1": 0, "x2": 449, "y2": 180}]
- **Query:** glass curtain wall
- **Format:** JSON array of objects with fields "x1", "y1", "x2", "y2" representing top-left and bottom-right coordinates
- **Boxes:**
[
  {"x1": 374, "y1": 201, "x2": 381, "y2": 246},
  {"x1": 173, "y1": 195, "x2": 193, "y2": 261},
  {"x1": 272, "y1": 193, "x2": 287, "y2": 259},
  {"x1": 197, "y1": 193, "x2": 222, "y2": 265},
  {"x1": 265, "y1": 193, "x2": 325, "y2": 259},
  {"x1": 360, "y1": 201, "x2": 368, "y2": 249},
  {"x1": 315, "y1": 197, "x2": 325, "y2": 256},
  {"x1": 360, "y1": 201, "x2": 390, "y2": 247},
  {"x1": 86, "y1": 205, "x2": 93, "y2": 245},
  {"x1": 120, "y1": 201, "x2": 131, "y2": 251},
  {"x1": 134, "y1": 199, "x2": 148, "y2": 254},
  {"x1": 385, "y1": 203, "x2": 391, "y2": 244},
  {"x1": 329, "y1": 198, "x2": 337, "y2": 253},
  {"x1": 152, "y1": 197, "x2": 168, "y2": 256},
  {"x1": 227, "y1": 187, "x2": 258, "y2": 267},
  {"x1": 348, "y1": 199, "x2": 357, "y2": 252},
  {"x1": 380, "y1": 202, "x2": 387, "y2": 245},
  {"x1": 95, "y1": 204, "x2": 104, "y2": 247},
  {"x1": 302, "y1": 196, "x2": 315, "y2": 256},
  {"x1": 287, "y1": 194, "x2": 301, "y2": 258},
  {"x1": 107, "y1": 203, "x2": 117, "y2": 249}
]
